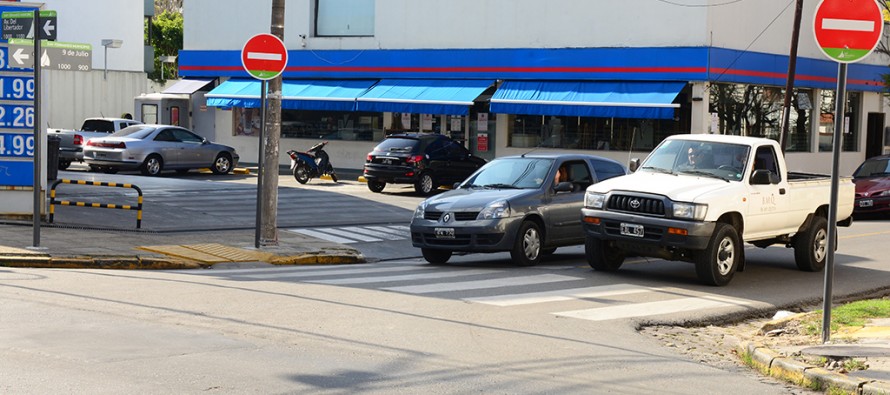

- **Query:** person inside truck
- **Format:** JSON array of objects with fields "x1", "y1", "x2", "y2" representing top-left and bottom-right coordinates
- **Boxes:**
[{"x1": 681, "y1": 144, "x2": 714, "y2": 170}]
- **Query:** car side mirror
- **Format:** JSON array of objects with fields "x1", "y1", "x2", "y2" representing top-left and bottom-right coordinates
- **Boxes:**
[
  {"x1": 453, "y1": 182, "x2": 462, "y2": 189},
  {"x1": 629, "y1": 158, "x2": 640, "y2": 173},
  {"x1": 751, "y1": 169, "x2": 778, "y2": 185},
  {"x1": 202, "y1": 138, "x2": 209, "y2": 144},
  {"x1": 554, "y1": 181, "x2": 573, "y2": 193}
]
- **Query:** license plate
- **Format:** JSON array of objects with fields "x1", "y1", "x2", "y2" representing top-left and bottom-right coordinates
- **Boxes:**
[
  {"x1": 435, "y1": 227, "x2": 455, "y2": 239},
  {"x1": 381, "y1": 158, "x2": 394, "y2": 165},
  {"x1": 620, "y1": 223, "x2": 644, "y2": 238},
  {"x1": 859, "y1": 199, "x2": 874, "y2": 208},
  {"x1": 96, "y1": 153, "x2": 106, "y2": 158}
]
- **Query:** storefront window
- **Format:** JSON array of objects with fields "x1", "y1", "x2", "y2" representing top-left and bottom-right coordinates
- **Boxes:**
[
  {"x1": 819, "y1": 90, "x2": 860, "y2": 152},
  {"x1": 507, "y1": 114, "x2": 682, "y2": 151},
  {"x1": 315, "y1": 0, "x2": 374, "y2": 37},
  {"x1": 709, "y1": 83, "x2": 812, "y2": 152},
  {"x1": 233, "y1": 108, "x2": 383, "y2": 141}
]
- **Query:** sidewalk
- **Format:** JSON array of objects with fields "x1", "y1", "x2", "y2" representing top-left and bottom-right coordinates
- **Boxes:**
[{"x1": 0, "y1": 221, "x2": 364, "y2": 270}]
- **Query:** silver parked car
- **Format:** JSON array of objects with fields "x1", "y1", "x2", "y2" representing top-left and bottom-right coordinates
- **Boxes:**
[
  {"x1": 410, "y1": 154, "x2": 627, "y2": 266},
  {"x1": 83, "y1": 124, "x2": 239, "y2": 176}
]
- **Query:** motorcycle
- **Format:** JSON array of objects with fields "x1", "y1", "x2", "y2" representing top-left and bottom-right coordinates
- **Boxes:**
[{"x1": 286, "y1": 141, "x2": 338, "y2": 184}]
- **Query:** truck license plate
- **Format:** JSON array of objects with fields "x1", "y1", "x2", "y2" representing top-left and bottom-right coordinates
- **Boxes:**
[
  {"x1": 859, "y1": 199, "x2": 874, "y2": 208},
  {"x1": 435, "y1": 227, "x2": 455, "y2": 239},
  {"x1": 620, "y1": 223, "x2": 644, "y2": 238}
]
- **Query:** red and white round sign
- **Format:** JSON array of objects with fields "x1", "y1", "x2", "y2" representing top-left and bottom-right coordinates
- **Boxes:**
[
  {"x1": 241, "y1": 33, "x2": 288, "y2": 80},
  {"x1": 813, "y1": 0, "x2": 884, "y2": 63}
]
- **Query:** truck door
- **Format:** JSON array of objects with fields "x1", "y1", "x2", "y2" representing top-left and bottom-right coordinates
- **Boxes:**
[{"x1": 745, "y1": 146, "x2": 791, "y2": 239}]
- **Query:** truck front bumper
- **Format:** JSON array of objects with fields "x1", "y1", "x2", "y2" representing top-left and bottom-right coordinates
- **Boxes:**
[{"x1": 581, "y1": 208, "x2": 715, "y2": 252}]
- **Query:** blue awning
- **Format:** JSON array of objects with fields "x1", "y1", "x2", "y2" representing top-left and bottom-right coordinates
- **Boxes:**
[
  {"x1": 205, "y1": 79, "x2": 378, "y2": 111},
  {"x1": 355, "y1": 79, "x2": 494, "y2": 115},
  {"x1": 490, "y1": 81, "x2": 686, "y2": 119}
]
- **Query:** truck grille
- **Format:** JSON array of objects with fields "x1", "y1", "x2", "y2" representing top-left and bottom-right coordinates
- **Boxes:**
[{"x1": 607, "y1": 194, "x2": 665, "y2": 216}]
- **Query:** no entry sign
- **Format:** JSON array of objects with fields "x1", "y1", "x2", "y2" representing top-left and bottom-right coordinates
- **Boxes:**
[
  {"x1": 813, "y1": 0, "x2": 884, "y2": 63},
  {"x1": 241, "y1": 33, "x2": 287, "y2": 80}
]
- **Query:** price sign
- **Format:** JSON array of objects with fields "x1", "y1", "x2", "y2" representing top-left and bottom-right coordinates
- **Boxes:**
[
  {"x1": 0, "y1": 76, "x2": 34, "y2": 100},
  {"x1": 0, "y1": 132, "x2": 34, "y2": 157},
  {"x1": 0, "y1": 103, "x2": 34, "y2": 129}
]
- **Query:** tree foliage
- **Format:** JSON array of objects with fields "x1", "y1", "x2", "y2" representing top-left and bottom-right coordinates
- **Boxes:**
[{"x1": 146, "y1": 10, "x2": 183, "y2": 81}]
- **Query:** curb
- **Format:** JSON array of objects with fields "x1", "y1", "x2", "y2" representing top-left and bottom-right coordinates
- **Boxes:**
[
  {"x1": 735, "y1": 339, "x2": 885, "y2": 394},
  {"x1": 0, "y1": 251, "x2": 365, "y2": 270}
]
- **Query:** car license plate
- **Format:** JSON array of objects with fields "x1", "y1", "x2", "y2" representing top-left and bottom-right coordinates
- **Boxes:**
[
  {"x1": 435, "y1": 227, "x2": 455, "y2": 239},
  {"x1": 381, "y1": 158, "x2": 394, "y2": 165},
  {"x1": 96, "y1": 153, "x2": 106, "y2": 158},
  {"x1": 859, "y1": 199, "x2": 874, "y2": 208},
  {"x1": 620, "y1": 223, "x2": 644, "y2": 238}
]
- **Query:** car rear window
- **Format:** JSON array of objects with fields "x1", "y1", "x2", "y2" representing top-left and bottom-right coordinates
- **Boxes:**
[
  {"x1": 112, "y1": 125, "x2": 156, "y2": 139},
  {"x1": 374, "y1": 137, "x2": 420, "y2": 153}
]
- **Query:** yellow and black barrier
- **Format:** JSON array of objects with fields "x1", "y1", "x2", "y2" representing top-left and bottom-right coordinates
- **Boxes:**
[{"x1": 49, "y1": 179, "x2": 144, "y2": 228}]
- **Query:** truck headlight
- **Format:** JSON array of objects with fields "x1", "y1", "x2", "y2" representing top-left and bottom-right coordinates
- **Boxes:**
[
  {"x1": 585, "y1": 193, "x2": 606, "y2": 209},
  {"x1": 673, "y1": 202, "x2": 708, "y2": 220},
  {"x1": 414, "y1": 201, "x2": 427, "y2": 219},
  {"x1": 478, "y1": 200, "x2": 510, "y2": 219}
]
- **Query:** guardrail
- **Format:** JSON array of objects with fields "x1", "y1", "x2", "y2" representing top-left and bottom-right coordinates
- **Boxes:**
[{"x1": 49, "y1": 179, "x2": 143, "y2": 228}]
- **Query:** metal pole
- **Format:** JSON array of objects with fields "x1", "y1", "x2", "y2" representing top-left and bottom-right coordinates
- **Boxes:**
[
  {"x1": 103, "y1": 45, "x2": 107, "y2": 80},
  {"x1": 254, "y1": 80, "x2": 267, "y2": 248},
  {"x1": 32, "y1": 10, "x2": 42, "y2": 247},
  {"x1": 821, "y1": 62, "x2": 846, "y2": 344},
  {"x1": 779, "y1": 0, "x2": 803, "y2": 153}
]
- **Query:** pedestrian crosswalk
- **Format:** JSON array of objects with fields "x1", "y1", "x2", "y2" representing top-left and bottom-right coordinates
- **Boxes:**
[
  {"x1": 285, "y1": 225, "x2": 410, "y2": 244},
  {"x1": 190, "y1": 262, "x2": 759, "y2": 322}
]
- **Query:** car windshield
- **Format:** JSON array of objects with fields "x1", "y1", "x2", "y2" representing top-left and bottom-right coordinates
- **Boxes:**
[
  {"x1": 462, "y1": 158, "x2": 554, "y2": 189},
  {"x1": 853, "y1": 158, "x2": 890, "y2": 178},
  {"x1": 373, "y1": 137, "x2": 420, "y2": 153},
  {"x1": 640, "y1": 139, "x2": 750, "y2": 182},
  {"x1": 111, "y1": 125, "x2": 156, "y2": 139}
]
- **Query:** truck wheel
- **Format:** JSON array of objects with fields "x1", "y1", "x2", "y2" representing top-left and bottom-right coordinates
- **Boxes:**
[
  {"x1": 694, "y1": 223, "x2": 740, "y2": 286},
  {"x1": 422, "y1": 248, "x2": 452, "y2": 264},
  {"x1": 140, "y1": 155, "x2": 163, "y2": 176},
  {"x1": 367, "y1": 180, "x2": 385, "y2": 193},
  {"x1": 510, "y1": 220, "x2": 542, "y2": 266},
  {"x1": 293, "y1": 164, "x2": 310, "y2": 184},
  {"x1": 794, "y1": 216, "x2": 828, "y2": 272},
  {"x1": 415, "y1": 173, "x2": 435, "y2": 195},
  {"x1": 585, "y1": 237, "x2": 624, "y2": 271}
]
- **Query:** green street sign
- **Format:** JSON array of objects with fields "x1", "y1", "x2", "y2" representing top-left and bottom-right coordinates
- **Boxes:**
[
  {"x1": 7, "y1": 39, "x2": 91, "y2": 71},
  {"x1": 1, "y1": 10, "x2": 57, "y2": 41}
]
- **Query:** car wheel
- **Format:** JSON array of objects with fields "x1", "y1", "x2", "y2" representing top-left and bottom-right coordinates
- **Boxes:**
[
  {"x1": 585, "y1": 237, "x2": 624, "y2": 271},
  {"x1": 58, "y1": 160, "x2": 71, "y2": 170},
  {"x1": 794, "y1": 216, "x2": 828, "y2": 272},
  {"x1": 421, "y1": 248, "x2": 452, "y2": 264},
  {"x1": 367, "y1": 180, "x2": 385, "y2": 193},
  {"x1": 510, "y1": 220, "x2": 542, "y2": 266},
  {"x1": 694, "y1": 223, "x2": 740, "y2": 286},
  {"x1": 293, "y1": 164, "x2": 310, "y2": 184},
  {"x1": 140, "y1": 155, "x2": 163, "y2": 176},
  {"x1": 211, "y1": 153, "x2": 233, "y2": 175},
  {"x1": 414, "y1": 173, "x2": 435, "y2": 195}
]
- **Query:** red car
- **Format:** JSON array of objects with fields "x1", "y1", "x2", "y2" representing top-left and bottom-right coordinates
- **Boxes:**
[{"x1": 852, "y1": 155, "x2": 890, "y2": 217}]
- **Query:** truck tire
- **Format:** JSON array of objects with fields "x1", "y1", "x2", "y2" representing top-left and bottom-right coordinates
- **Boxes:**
[
  {"x1": 585, "y1": 237, "x2": 624, "y2": 271},
  {"x1": 510, "y1": 220, "x2": 542, "y2": 266},
  {"x1": 421, "y1": 248, "x2": 452, "y2": 264},
  {"x1": 794, "y1": 216, "x2": 828, "y2": 272},
  {"x1": 694, "y1": 223, "x2": 740, "y2": 286}
]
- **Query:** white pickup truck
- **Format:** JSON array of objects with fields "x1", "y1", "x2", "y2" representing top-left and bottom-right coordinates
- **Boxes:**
[
  {"x1": 48, "y1": 117, "x2": 142, "y2": 169},
  {"x1": 581, "y1": 134, "x2": 854, "y2": 286}
]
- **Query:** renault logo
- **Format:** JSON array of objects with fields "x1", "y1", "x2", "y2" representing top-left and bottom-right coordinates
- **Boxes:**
[
  {"x1": 629, "y1": 199, "x2": 641, "y2": 209},
  {"x1": 443, "y1": 213, "x2": 452, "y2": 222}
]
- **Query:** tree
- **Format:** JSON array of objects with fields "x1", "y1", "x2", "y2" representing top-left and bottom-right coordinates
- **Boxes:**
[
  {"x1": 155, "y1": 0, "x2": 182, "y2": 14},
  {"x1": 145, "y1": 10, "x2": 182, "y2": 81}
]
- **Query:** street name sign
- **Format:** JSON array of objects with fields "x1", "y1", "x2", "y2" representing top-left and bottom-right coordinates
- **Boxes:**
[
  {"x1": 1, "y1": 10, "x2": 57, "y2": 41},
  {"x1": 8, "y1": 38, "x2": 91, "y2": 71},
  {"x1": 241, "y1": 33, "x2": 287, "y2": 80},
  {"x1": 813, "y1": 0, "x2": 884, "y2": 63}
]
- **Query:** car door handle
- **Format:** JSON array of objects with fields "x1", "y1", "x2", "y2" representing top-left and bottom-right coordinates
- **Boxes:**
[{"x1": 779, "y1": 188, "x2": 786, "y2": 195}]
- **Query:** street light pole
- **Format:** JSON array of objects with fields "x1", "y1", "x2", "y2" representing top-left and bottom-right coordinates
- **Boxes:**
[{"x1": 101, "y1": 39, "x2": 122, "y2": 80}]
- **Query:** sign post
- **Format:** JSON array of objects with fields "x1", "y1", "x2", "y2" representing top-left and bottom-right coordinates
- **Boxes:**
[
  {"x1": 241, "y1": 33, "x2": 287, "y2": 248},
  {"x1": 812, "y1": 0, "x2": 883, "y2": 344}
]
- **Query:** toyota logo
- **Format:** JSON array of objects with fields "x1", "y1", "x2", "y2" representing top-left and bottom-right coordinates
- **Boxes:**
[
  {"x1": 443, "y1": 213, "x2": 452, "y2": 222},
  {"x1": 629, "y1": 199, "x2": 642, "y2": 209}
]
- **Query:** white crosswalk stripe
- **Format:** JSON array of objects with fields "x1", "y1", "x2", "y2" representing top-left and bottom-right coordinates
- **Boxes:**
[
  {"x1": 308, "y1": 269, "x2": 498, "y2": 285},
  {"x1": 285, "y1": 225, "x2": 410, "y2": 243},
  {"x1": 383, "y1": 274, "x2": 581, "y2": 294},
  {"x1": 553, "y1": 295, "x2": 756, "y2": 322},
  {"x1": 464, "y1": 283, "x2": 655, "y2": 306}
]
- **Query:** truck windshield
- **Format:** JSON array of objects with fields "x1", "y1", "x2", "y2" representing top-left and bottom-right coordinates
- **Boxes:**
[
  {"x1": 640, "y1": 140, "x2": 750, "y2": 182},
  {"x1": 462, "y1": 158, "x2": 554, "y2": 189}
]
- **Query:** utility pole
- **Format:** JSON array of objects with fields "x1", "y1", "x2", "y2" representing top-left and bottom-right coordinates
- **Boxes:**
[
  {"x1": 261, "y1": 0, "x2": 285, "y2": 245},
  {"x1": 779, "y1": 0, "x2": 803, "y2": 154}
]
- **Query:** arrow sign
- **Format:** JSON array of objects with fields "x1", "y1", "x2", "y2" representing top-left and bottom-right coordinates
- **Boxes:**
[
  {"x1": 813, "y1": 0, "x2": 884, "y2": 63},
  {"x1": 8, "y1": 38, "x2": 91, "y2": 71},
  {"x1": 241, "y1": 33, "x2": 288, "y2": 80},
  {"x1": 1, "y1": 10, "x2": 57, "y2": 41}
]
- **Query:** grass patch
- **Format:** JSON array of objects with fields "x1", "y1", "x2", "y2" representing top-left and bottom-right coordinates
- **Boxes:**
[{"x1": 801, "y1": 298, "x2": 890, "y2": 336}]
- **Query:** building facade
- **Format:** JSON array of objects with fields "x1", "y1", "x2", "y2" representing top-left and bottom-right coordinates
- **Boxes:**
[{"x1": 179, "y1": 0, "x2": 890, "y2": 174}]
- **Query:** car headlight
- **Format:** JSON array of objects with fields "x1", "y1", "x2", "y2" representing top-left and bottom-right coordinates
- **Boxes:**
[
  {"x1": 585, "y1": 192, "x2": 606, "y2": 209},
  {"x1": 673, "y1": 202, "x2": 708, "y2": 220},
  {"x1": 414, "y1": 201, "x2": 428, "y2": 219},
  {"x1": 478, "y1": 200, "x2": 510, "y2": 219},
  {"x1": 877, "y1": 190, "x2": 890, "y2": 197}
]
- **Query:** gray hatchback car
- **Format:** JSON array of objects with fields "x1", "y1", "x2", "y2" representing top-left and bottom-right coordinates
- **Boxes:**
[{"x1": 410, "y1": 154, "x2": 627, "y2": 266}]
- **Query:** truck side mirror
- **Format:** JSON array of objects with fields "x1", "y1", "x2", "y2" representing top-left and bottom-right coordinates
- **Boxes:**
[
  {"x1": 628, "y1": 158, "x2": 640, "y2": 172},
  {"x1": 751, "y1": 169, "x2": 778, "y2": 185}
]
